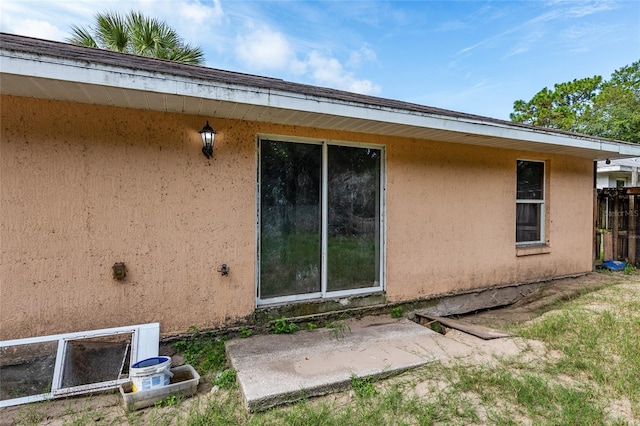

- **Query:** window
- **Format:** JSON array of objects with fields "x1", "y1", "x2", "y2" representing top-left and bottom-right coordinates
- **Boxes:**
[
  {"x1": 258, "y1": 138, "x2": 383, "y2": 304},
  {"x1": 516, "y1": 160, "x2": 545, "y2": 244}
]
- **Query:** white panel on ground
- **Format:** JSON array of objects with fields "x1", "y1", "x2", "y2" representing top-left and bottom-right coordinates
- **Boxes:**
[
  {"x1": 135, "y1": 323, "x2": 161, "y2": 361},
  {"x1": 0, "y1": 323, "x2": 159, "y2": 408}
]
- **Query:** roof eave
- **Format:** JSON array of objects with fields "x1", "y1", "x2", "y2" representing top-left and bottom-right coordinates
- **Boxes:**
[{"x1": 1, "y1": 35, "x2": 639, "y2": 161}]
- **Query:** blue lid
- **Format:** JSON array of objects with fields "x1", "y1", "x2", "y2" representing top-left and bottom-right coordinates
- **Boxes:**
[
  {"x1": 602, "y1": 260, "x2": 626, "y2": 271},
  {"x1": 132, "y1": 356, "x2": 170, "y2": 368}
]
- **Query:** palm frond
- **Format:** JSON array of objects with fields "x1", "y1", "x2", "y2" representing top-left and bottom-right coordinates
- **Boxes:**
[
  {"x1": 165, "y1": 44, "x2": 205, "y2": 65},
  {"x1": 95, "y1": 11, "x2": 129, "y2": 52},
  {"x1": 67, "y1": 25, "x2": 98, "y2": 48},
  {"x1": 67, "y1": 10, "x2": 205, "y2": 64},
  {"x1": 127, "y1": 12, "x2": 181, "y2": 58}
]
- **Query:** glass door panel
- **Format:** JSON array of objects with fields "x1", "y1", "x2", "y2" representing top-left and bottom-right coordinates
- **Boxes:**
[
  {"x1": 260, "y1": 140, "x2": 322, "y2": 298},
  {"x1": 327, "y1": 146, "x2": 381, "y2": 292}
]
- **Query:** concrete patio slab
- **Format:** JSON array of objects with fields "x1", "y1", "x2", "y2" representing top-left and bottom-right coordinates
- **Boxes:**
[{"x1": 225, "y1": 316, "x2": 477, "y2": 412}]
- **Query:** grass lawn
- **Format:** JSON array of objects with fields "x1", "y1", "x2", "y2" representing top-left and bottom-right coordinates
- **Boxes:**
[{"x1": 10, "y1": 273, "x2": 640, "y2": 425}]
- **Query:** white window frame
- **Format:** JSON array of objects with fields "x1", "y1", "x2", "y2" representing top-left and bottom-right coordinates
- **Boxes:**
[
  {"x1": 516, "y1": 159, "x2": 545, "y2": 246},
  {"x1": 256, "y1": 135, "x2": 386, "y2": 306},
  {"x1": 0, "y1": 323, "x2": 159, "y2": 408}
]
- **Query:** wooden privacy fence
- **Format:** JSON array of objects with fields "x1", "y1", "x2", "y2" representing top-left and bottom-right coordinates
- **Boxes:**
[{"x1": 596, "y1": 187, "x2": 640, "y2": 265}]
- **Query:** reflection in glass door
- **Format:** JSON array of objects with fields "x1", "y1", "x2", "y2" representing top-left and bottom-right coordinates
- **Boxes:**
[
  {"x1": 259, "y1": 139, "x2": 383, "y2": 303},
  {"x1": 260, "y1": 140, "x2": 322, "y2": 299},
  {"x1": 327, "y1": 145, "x2": 381, "y2": 291}
]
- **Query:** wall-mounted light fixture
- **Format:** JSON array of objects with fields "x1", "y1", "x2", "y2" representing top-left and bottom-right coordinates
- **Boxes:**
[{"x1": 199, "y1": 121, "x2": 217, "y2": 159}]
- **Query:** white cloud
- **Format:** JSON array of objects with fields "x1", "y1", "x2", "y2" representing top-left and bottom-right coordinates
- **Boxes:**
[
  {"x1": 2, "y1": 17, "x2": 67, "y2": 41},
  {"x1": 234, "y1": 22, "x2": 381, "y2": 95},
  {"x1": 306, "y1": 50, "x2": 381, "y2": 95},
  {"x1": 235, "y1": 26, "x2": 295, "y2": 70},
  {"x1": 0, "y1": 1, "x2": 74, "y2": 41},
  {"x1": 458, "y1": 0, "x2": 617, "y2": 58},
  {"x1": 505, "y1": 29, "x2": 545, "y2": 58},
  {"x1": 177, "y1": 0, "x2": 223, "y2": 25},
  {"x1": 348, "y1": 79, "x2": 382, "y2": 96},
  {"x1": 347, "y1": 45, "x2": 377, "y2": 69},
  {"x1": 565, "y1": 1, "x2": 616, "y2": 18},
  {"x1": 288, "y1": 58, "x2": 308, "y2": 76},
  {"x1": 307, "y1": 51, "x2": 343, "y2": 83},
  {"x1": 558, "y1": 23, "x2": 619, "y2": 53}
]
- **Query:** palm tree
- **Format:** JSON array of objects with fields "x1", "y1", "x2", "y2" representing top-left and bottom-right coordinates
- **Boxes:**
[{"x1": 68, "y1": 11, "x2": 204, "y2": 65}]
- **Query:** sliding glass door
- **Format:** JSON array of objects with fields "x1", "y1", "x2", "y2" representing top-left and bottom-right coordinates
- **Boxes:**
[{"x1": 259, "y1": 139, "x2": 383, "y2": 303}]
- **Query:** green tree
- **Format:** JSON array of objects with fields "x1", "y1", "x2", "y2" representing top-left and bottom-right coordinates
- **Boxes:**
[
  {"x1": 583, "y1": 61, "x2": 640, "y2": 143},
  {"x1": 510, "y1": 76, "x2": 602, "y2": 132},
  {"x1": 67, "y1": 11, "x2": 204, "y2": 65},
  {"x1": 511, "y1": 61, "x2": 640, "y2": 143}
]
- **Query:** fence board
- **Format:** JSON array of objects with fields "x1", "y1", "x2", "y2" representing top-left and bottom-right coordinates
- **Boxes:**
[{"x1": 596, "y1": 188, "x2": 640, "y2": 265}]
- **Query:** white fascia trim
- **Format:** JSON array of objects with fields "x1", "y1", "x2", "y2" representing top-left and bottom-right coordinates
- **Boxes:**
[
  {"x1": 597, "y1": 166, "x2": 630, "y2": 173},
  {"x1": 2, "y1": 50, "x2": 639, "y2": 158}
]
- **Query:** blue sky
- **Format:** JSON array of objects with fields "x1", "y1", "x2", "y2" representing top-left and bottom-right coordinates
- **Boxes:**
[{"x1": 1, "y1": 0, "x2": 638, "y2": 120}]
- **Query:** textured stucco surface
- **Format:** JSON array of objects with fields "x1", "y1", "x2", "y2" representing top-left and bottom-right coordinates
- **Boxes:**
[
  {"x1": 1, "y1": 95, "x2": 594, "y2": 339},
  {"x1": 1, "y1": 95, "x2": 258, "y2": 339},
  {"x1": 384, "y1": 137, "x2": 593, "y2": 302}
]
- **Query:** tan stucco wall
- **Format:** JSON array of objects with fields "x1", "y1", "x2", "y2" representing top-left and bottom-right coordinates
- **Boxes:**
[
  {"x1": 384, "y1": 138, "x2": 593, "y2": 302},
  {"x1": 0, "y1": 95, "x2": 594, "y2": 339}
]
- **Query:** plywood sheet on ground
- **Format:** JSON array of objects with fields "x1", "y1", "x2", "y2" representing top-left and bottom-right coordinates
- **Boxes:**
[{"x1": 415, "y1": 313, "x2": 511, "y2": 339}]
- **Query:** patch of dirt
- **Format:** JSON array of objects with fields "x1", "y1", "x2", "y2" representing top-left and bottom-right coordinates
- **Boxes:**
[{"x1": 457, "y1": 271, "x2": 628, "y2": 328}]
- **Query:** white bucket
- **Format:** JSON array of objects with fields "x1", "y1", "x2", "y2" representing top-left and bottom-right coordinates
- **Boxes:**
[{"x1": 130, "y1": 356, "x2": 173, "y2": 392}]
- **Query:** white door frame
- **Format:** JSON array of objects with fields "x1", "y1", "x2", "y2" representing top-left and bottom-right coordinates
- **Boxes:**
[{"x1": 256, "y1": 135, "x2": 386, "y2": 306}]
